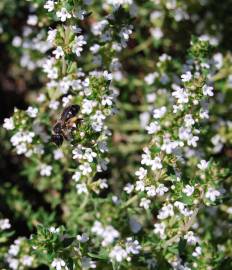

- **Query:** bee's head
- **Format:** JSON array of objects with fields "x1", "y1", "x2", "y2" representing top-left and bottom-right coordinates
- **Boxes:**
[{"x1": 69, "y1": 105, "x2": 80, "y2": 116}]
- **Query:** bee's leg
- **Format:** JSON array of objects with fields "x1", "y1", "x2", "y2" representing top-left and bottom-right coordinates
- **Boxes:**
[
  {"x1": 76, "y1": 118, "x2": 83, "y2": 125},
  {"x1": 62, "y1": 130, "x2": 71, "y2": 141}
]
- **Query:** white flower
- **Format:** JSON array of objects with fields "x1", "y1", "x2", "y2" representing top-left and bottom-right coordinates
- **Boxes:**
[
  {"x1": 161, "y1": 138, "x2": 178, "y2": 154},
  {"x1": 205, "y1": 188, "x2": 220, "y2": 202},
  {"x1": 59, "y1": 77, "x2": 72, "y2": 94},
  {"x1": 62, "y1": 95, "x2": 72, "y2": 107},
  {"x1": 27, "y1": 15, "x2": 38, "y2": 26},
  {"x1": 109, "y1": 245, "x2": 127, "y2": 262},
  {"x1": 3, "y1": 117, "x2": 15, "y2": 130},
  {"x1": 101, "y1": 225, "x2": 120, "y2": 246},
  {"x1": 92, "y1": 221, "x2": 120, "y2": 247},
  {"x1": 179, "y1": 127, "x2": 191, "y2": 141},
  {"x1": 72, "y1": 35, "x2": 86, "y2": 56},
  {"x1": 91, "y1": 221, "x2": 104, "y2": 235},
  {"x1": 44, "y1": 0, "x2": 56, "y2": 12},
  {"x1": 90, "y1": 44, "x2": 100, "y2": 54},
  {"x1": 119, "y1": 26, "x2": 133, "y2": 47},
  {"x1": 135, "y1": 180, "x2": 145, "y2": 192},
  {"x1": 213, "y1": 53, "x2": 223, "y2": 69},
  {"x1": 79, "y1": 162, "x2": 92, "y2": 175},
  {"x1": 135, "y1": 167, "x2": 147, "y2": 180},
  {"x1": 26, "y1": 106, "x2": 38, "y2": 118},
  {"x1": 192, "y1": 246, "x2": 202, "y2": 257},
  {"x1": 146, "y1": 93, "x2": 156, "y2": 103},
  {"x1": 53, "y1": 149, "x2": 64, "y2": 160},
  {"x1": 140, "y1": 198, "x2": 151, "y2": 209},
  {"x1": 49, "y1": 226, "x2": 60, "y2": 233},
  {"x1": 174, "y1": 201, "x2": 185, "y2": 212},
  {"x1": 76, "y1": 183, "x2": 88, "y2": 194},
  {"x1": 202, "y1": 85, "x2": 214, "y2": 96},
  {"x1": 146, "y1": 186, "x2": 156, "y2": 197},
  {"x1": 184, "y1": 114, "x2": 195, "y2": 127},
  {"x1": 56, "y1": 8, "x2": 71, "y2": 22},
  {"x1": 125, "y1": 238, "x2": 141, "y2": 255},
  {"x1": 72, "y1": 146, "x2": 83, "y2": 159},
  {"x1": 150, "y1": 27, "x2": 163, "y2": 40},
  {"x1": 98, "y1": 141, "x2": 108, "y2": 153},
  {"x1": 102, "y1": 95, "x2": 113, "y2": 106},
  {"x1": 153, "y1": 223, "x2": 166, "y2": 239},
  {"x1": 140, "y1": 112, "x2": 150, "y2": 128},
  {"x1": 47, "y1": 29, "x2": 57, "y2": 43},
  {"x1": 144, "y1": 72, "x2": 157, "y2": 85},
  {"x1": 103, "y1": 70, "x2": 113, "y2": 80},
  {"x1": 184, "y1": 231, "x2": 198, "y2": 245},
  {"x1": 150, "y1": 157, "x2": 162, "y2": 170},
  {"x1": 40, "y1": 164, "x2": 52, "y2": 176},
  {"x1": 12, "y1": 36, "x2": 22, "y2": 47},
  {"x1": 123, "y1": 183, "x2": 134, "y2": 194},
  {"x1": 153, "y1": 107, "x2": 166, "y2": 119},
  {"x1": 172, "y1": 86, "x2": 189, "y2": 104},
  {"x1": 146, "y1": 121, "x2": 160, "y2": 134},
  {"x1": 7, "y1": 258, "x2": 19, "y2": 270},
  {"x1": 10, "y1": 131, "x2": 34, "y2": 146},
  {"x1": 99, "y1": 178, "x2": 108, "y2": 189},
  {"x1": 84, "y1": 148, "x2": 97, "y2": 162},
  {"x1": 141, "y1": 149, "x2": 152, "y2": 165},
  {"x1": 199, "y1": 109, "x2": 209, "y2": 119},
  {"x1": 182, "y1": 185, "x2": 194, "y2": 196},
  {"x1": 77, "y1": 233, "x2": 89, "y2": 243},
  {"x1": 81, "y1": 257, "x2": 96, "y2": 269},
  {"x1": 156, "y1": 184, "x2": 168, "y2": 196},
  {"x1": 187, "y1": 135, "x2": 199, "y2": 147},
  {"x1": 72, "y1": 171, "x2": 81, "y2": 182},
  {"x1": 51, "y1": 258, "x2": 67, "y2": 270},
  {"x1": 53, "y1": 46, "x2": 64, "y2": 59},
  {"x1": 159, "y1": 53, "x2": 171, "y2": 62},
  {"x1": 21, "y1": 256, "x2": 33, "y2": 266},
  {"x1": 181, "y1": 71, "x2": 192, "y2": 82},
  {"x1": 8, "y1": 243, "x2": 20, "y2": 256},
  {"x1": 0, "y1": 219, "x2": 11, "y2": 230},
  {"x1": 49, "y1": 100, "x2": 59, "y2": 110},
  {"x1": 157, "y1": 204, "x2": 174, "y2": 219},
  {"x1": 197, "y1": 160, "x2": 209, "y2": 170},
  {"x1": 82, "y1": 99, "x2": 96, "y2": 114}
]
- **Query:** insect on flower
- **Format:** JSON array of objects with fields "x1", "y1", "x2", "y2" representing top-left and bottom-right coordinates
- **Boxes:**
[{"x1": 51, "y1": 105, "x2": 82, "y2": 146}]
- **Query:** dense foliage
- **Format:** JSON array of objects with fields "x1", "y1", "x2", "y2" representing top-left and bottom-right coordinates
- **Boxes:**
[{"x1": 0, "y1": 0, "x2": 232, "y2": 269}]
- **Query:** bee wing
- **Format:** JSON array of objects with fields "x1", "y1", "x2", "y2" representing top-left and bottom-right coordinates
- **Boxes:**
[
  {"x1": 53, "y1": 121, "x2": 63, "y2": 133},
  {"x1": 61, "y1": 105, "x2": 80, "y2": 121}
]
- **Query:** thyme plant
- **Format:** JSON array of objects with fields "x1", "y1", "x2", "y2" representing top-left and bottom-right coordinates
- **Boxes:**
[{"x1": 1, "y1": 0, "x2": 232, "y2": 269}]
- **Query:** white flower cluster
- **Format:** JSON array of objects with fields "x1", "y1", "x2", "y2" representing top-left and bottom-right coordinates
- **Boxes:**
[
  {"x1": 0, "y1": 218, "x2": 11, "y2": 230},
  {"x1": 91, "y1": 221, "x2": 120, "y2": 246},
  {"x1": 10, "y1": 130, "x2": 35, "y2": 156},
  {"x1": 109, "y1": 237, "x2": 141, "y2": 262},
  {"x1": 122, "y1": 60, "x2": 218, "y2": 246},
  {"x1": 51, "y1": 258, "x2": 68, "y2": 270},
  {"x1": 41, "y1": 3, "x2": 131, "y2": 196},
  {"x1": 3, "y1": 106, "x2": 41, "y2": 157},
  {"x1": 6, "y1": 238, "x2": 34, "y2": 270}
]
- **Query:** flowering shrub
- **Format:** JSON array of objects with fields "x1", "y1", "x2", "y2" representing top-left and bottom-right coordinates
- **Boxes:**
[{"x1": 1, "y1": 0, "x2": 232, "y2": 269}]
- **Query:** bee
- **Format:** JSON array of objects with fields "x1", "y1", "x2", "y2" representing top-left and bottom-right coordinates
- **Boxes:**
[{"x1": 51, "y1": 105, "x2": 81, "y2": 146}]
